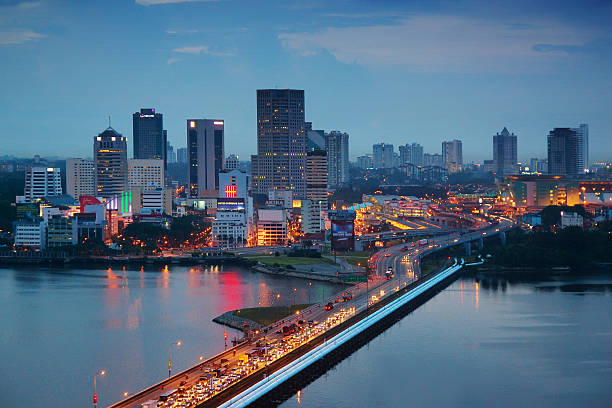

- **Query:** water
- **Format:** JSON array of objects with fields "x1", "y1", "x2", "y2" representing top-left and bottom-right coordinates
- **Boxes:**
[
  {"x1": 279, "y1": 273, "x2": 612, "y2": 408},
  {"x1": 0, "y1": 265, "x2": 343, "y2": 408}
]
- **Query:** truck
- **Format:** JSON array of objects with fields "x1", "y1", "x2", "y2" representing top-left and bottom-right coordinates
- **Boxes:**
[{"x1": 238, "y1": 354, "x2": 249, "y2": 364}]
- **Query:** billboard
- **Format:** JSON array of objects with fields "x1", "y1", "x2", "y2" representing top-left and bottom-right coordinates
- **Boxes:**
[
  {"x1": 331, "y1": 219, "x2": 355, "y2": 251},
  {"x1": 217, "y1": 198, "x2": 245, "y2": 212}
]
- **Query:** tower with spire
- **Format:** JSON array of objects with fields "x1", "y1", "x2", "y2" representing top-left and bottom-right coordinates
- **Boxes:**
[
  {"x1": 93, "y1": 124, "x2": 128, "y2": 197},
  {"x1": 493, "y1": 127, "x2": 518, "y2": 175}
]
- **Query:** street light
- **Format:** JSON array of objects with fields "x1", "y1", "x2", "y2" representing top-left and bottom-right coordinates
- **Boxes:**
[
  {"x1": 93, "y1": 369, "x2": 106, "y2": 408},
  {"x1": 168, "y1": 340, "x2": 182, "y2": 378}
]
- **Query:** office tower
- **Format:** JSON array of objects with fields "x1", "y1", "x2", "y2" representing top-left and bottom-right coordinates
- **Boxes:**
[
  {"x1": 251, "y1": 89, "x2": 306, "y2": 197},
  {"x1": 176, "y1": 147, "x2": 188, "y2": 164},
  {"x1": 65, "y1": 158, "x2": 95, "y2": 199},
  {"x1": 326, "y1": 131, "x2": 349, "y2": 188},
  {"x1": 442, "y1": 140, "x2": 463, "y2": 173},
  {"x1": 133, "y1": 108, "x2": 166, "y2": 168},
  {"x1": 187, "y1": 119, "x2": 225, "y2": 197},
  {"x1": 573, "y1": 124, "x2": 589, "y2": 173},
  {"x1": 357, "y1": 155, "x2": 373, "y2": 169},
  {"x1": 128, "y1": 159, "x2": 164, "y2": 189},
  {"x1": 214, "y1": 169, "x2": 251, "y2": 248},
  {"x1": 24, "y1": 167, "x2": 62, "y2": 202},
  {"x1": 94, "y1": 126, "x2": 128, "y2": 198},
  {"x1": 166, "y1": 141, "x2": 176, "y2": 164},
  {"x1": 306, "y1": 150, "x2": 328, "y2": 204},
  {"x1": 373, "y1": 143, "x2": 394, "y2": 168},
  {"x1": 548, "y1": 128, "x2": 579, "y2": 176},
  {"x1": 399, "y1": 143, "x2": 424, "y2": 167},
  {"x1": 307, "y1": 127, "x2": 326, "y2": 151},
  {"x1": 225, "y1": 154, "x2": 239, "y2": 171},
  {"x1": 493, "y1": 127, "x2": 518, "y2": 175}
]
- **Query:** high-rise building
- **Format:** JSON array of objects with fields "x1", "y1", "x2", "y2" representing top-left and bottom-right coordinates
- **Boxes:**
[
  {"x1": 357, "y1": 155, "x2": 373, "y2": 169},
  {"x1": 225, "y1": 154, "x2": 239, "y2": 171},
  {"x1": 574, "y1": 124, "x2": 589, "y2": 173},
  {"x1": 307, "y1": 127, "x2": 326, "y2": 151},
  {"x1": 24, "y1": 167, "x2": 62, "y2": 202},
  {"x1": 66, "y1": 158, "x2": 95, "y2": 199},
  {"x1": 306, "y1": 150, "x2": 328, "y2": 204},
  {"x1": 548, "y1": 128, "x2": 579, "y2": 176},
  {"x1": 373, "y1": 143, "x2": 394, "y2": 168},
  {"x1": 133, "y1": 108, "x2": 166, "y2": 168},
  {"x1": 251, "y1": 89, "x2": 306, "y2": 198},
  {"x1": 423, "y1": 153, "x2": 444, "y2": 167},
  {"x1": 326, "y1": 131, "x2": 349, "y2": 187},
  {"x1": 214, "y1": 169, "x2": 252, "y2": 248},
  {"x1": 176, "y1": 147, "x2": 188, "y2": 164},
  {"x1": 442, "y1": 140, "x2": 463, "y2": 173},
  {"x1": 94, "y1": 127, "x2": 128, "y2": 198},
  {"x1": 529, "y1": 158, "x2": 548, "y2": 174},
  {"x1": 187, "y1": 119, "x2": 225, "y2": 197},
  {"x1": 492, "y1": 127, "x2": 518, "y2": 175},
  {"x1": 128, "y1": 159, "x2": 164, "y2": 189},
  {"x1": 399, "y1": 143, "x2": 424, "y2": 167},
  {"x1": 166, "y1": 141, "x2": 176, "y2": 164}
]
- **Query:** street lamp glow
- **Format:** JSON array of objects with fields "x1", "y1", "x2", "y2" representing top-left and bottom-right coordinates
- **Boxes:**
[
  {"x1": 100, "y1": 370, "x2": 106, "y2": 376},
  {"x1": 177, "y1": 341, "x2": 182, "y2": 347}
]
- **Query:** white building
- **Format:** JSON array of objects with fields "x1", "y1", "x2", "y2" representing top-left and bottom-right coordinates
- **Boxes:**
[
  {"x1": 559, "y1": 211, "x2": 583, "y2": 229},
  {"x1": 256, "y1": 206, "x2": 287, "y2": 246},
  {"x1": 66, "y1": 158, "x2": 95, "y2": 199},
  {"x1": 140, "y1": 188, "x2": 173, "y2": 215},
  {"x1": 13, "y1": 220, "x2": 46, "y2": 249},
  {"x1": 128, "y1": 159, "x2": 164, "y2": 189},
  {"x1": 302, "y1": 199, "x2": 325, "y2": 234},
  {"x1": 24, "y1": 167, "x2": 62, "y2": 202},
  {"x1": 213, "y1": 169, "x2": 252, "y2": 247}
]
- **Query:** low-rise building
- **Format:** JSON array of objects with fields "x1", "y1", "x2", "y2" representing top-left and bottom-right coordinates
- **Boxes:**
[
  {"x1": 256, "y1": 206, "x2": 287, "y2": 246},
  {"x1": 559, "y1": 211, "x2": 583, "y2": 229},
  {"x1": 13, "y1": 219, "x2": 46, "y2": 249}
]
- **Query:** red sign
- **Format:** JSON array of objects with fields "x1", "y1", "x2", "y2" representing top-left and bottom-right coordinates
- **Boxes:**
[{"x1": 225, "y1": 185, "x2": 237, "y2": 198}]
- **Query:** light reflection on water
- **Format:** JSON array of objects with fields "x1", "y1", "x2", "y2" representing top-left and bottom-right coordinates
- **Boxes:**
[{"x1": 0, "y1": 265, "x2": 344, "y2": 408}]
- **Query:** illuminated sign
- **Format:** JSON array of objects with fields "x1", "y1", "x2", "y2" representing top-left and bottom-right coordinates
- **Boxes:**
[
  {"x1": 217, "y1": 198, "x2": 245, "y2": 212},
  {"x1": 190, "y1": 121, "x2": 196, "y2": 128},
  {"x1": 213, "y1": 121, "x2": 224, "y2": 126},
  {"x1": 140, "y1": 114, "x2": 155, "y2": 118},
  {"x1": 225, "y1": 185, "x2": 237, "y2": 198},
  {"x1": 46, "y1": 168, "x2": 54, "y2": 172}
]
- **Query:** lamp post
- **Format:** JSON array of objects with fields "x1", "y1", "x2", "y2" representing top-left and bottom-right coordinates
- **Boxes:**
[
  {"x1": 168, "y1": 340, "x2": 182, "y2": 378},
  {"x1": 93, "y1": 369, "x2": 106, "y2": 408}
]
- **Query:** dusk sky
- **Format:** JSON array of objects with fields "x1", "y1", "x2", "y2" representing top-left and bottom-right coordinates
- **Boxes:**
[{"x1": 1, "y1": 0, "x2": 611, "y2": 162}]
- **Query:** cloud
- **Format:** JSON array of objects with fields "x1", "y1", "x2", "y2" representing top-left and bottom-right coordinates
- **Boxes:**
[
  {"x1": 166, "y1": 57, "x2": 181, "y2": 64},
  {"x1": 173, "y1": 45, "x2": 236, "y2": 56},
  {"x1": 278, "y1": 15, "x2": 598, "y2": 73},
  {"x1": 165, "y1": 28, "x2": 199, "y2": 35},
  {"x1": 136, "y1": 0, "x2": 221, "y2": 5},
  {"x1": 0, "y1": 29, "x2": 44, "y2": 45}
]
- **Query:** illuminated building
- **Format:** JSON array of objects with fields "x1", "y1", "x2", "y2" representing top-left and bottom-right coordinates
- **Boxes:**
[
  {"x1": 133, "y1": 108, "x2": 166, "y2": 169},
  {"x1": 256, "y1": 206, "x2": 287, "y2": 246},
  {"x1": 128, "y1": 159, "x2": 164, "y2": 189},
  {"x1": 442, "y1": 140, "x2": 462, "y2": 173},
  {"x1": 46, "y1": 214, "x2": 74, "y2": 247},
  {"x1": 302, "y1": 149, "x2": 328, "y2": 234},
  {"x1": 94, "y1": 126, "x2": 128, "y2": 198},
  {"x1": 326, "y1": 131, "x2": 349, "y2": 187},
  {"x1": 372, "y1": 143, "x2": 394, "y2": 169},
  {"x1": 251, "y1": 89, "x2": 306, "y2": 198},
  {"x1": 66, "y1": 158, "x2": 95, "y2": 199},
  {"x1": 13, "y1": 219, "x2": 46, "y2": 249},
  {"x1": 214, "y1": 169, "x2": 252, "y2": 247},
  {"x1": 24, "y1": 167, "x2": 62, "y2": 202},
  {"x1": 187, "y1": 119, "x2": 225, "y2": 197}
]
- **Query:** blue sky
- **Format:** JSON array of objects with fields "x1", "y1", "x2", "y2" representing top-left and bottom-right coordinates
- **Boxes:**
[{"x1": 1, "y1": 0, "x2": 611, "y2": 163}]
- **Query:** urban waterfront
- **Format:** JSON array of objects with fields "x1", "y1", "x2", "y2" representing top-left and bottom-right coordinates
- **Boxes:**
[
  {"x1": 0, "y1": 265, "x2": 344, "y2": 408},
  {"x1": 278, "y1": 272, "x2": 612, "y2": 408}
]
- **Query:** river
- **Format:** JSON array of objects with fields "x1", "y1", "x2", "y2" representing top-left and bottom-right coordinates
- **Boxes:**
[
  {"x1": 0, "y1": 265, "x2": 343, "y2": 408},
  {"x1": 278, "y1": 272, "x2": 612, "y2": 408}
]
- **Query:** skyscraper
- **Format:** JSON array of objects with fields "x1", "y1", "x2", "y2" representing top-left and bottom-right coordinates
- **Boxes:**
[
  {"x1": 574, "y1": 124, "x2": 589, "y2": 173},
  {"x1": 187, "y1": 119, "x2": 225, "y2": 197},
  {"x1": 399, "y1": 143, "x2": 424, "y2": 167},
  {"x1": 176, "y1": 147, "x2": 188, "y2": 164},
  {"x1": 373, "y1": 143, "x2": 394, "y2": 168},
  {"x1": 492, "y1": 127, "x2": 518, "y2": 175},
  {"x1": 326, "y1": 130, "x2": 349, "y2": 188},
  {"x1": 251, "y1": 89, "x2": 306, "y2": 197},
  {"x1": 442, "y1": 140, "x2": 463, "y2": 173},
  {"x1": 24, "y1": 167, "x2": 62, "y2": 202},
  {"x1": 94, "y1": 127, "x2": 128, "y2": 197},
  {"x1": 548, "y1": 128, "x2": 579, "y2": 176},
  {"x1": 66, "y1": 158, "x2": 95, "y2": 199},
  {"x1": 133, "y1": 108, "x2": 166, "y2": 168},
  {"x1": 303, "y1": 149, "x2": 328, "y2": 234},
  {"x1": 166, "y1": 140, "x2": 176, "y2": 164}
]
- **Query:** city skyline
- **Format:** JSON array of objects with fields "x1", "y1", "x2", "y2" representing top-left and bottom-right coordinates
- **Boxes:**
[{"x1": 1, "y1": 0, "x2": 611, "y2": 162}]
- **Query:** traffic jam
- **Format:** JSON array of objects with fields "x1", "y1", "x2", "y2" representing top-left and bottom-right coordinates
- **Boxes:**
[{"x1": 146, "y1": 304, "x2": 357, "y2": 408}]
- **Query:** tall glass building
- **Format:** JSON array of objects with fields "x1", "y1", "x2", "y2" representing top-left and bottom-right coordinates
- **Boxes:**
[
  {"x1": 187, "y1": 119, "x2": 224, "y2": 197},
  {"x1": 94, "y1": 127, "x2": 128, "y2": 198},
  {"x1": 132, "y1": 108, "x2": 166, "y2": 169}
]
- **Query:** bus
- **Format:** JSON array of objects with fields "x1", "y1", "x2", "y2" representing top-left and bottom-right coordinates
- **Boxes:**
[{"x1": 158, "y1": 389, "x2": 178, "y2": 402}]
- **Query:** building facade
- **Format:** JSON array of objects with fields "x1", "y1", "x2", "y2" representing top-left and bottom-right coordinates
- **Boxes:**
[
  {"x1": 548, "y1": 128, "x2": 579, "y2": 176},
  {"x1": 94, "y1": 127, "x2": 128, "y2": 198},
  {"x1": 357, "y1": 155, "x2": 373, "y2": 169},
  {"x1": 133, "y1": 108, "x2": 166, "y2": 168},
  {"x1": 176, "y1": 147, "x2": 188, "y2": 164},
  {"x1": 399, "y1": 143, "x2": 424, "y2": 167},
  {"x1": 256, "y1": 206, "x2": 287, "y2": 246},
  {"x1": 326, "y1": 131, "x2": 349, "y2": 187},
  {"x1": 251, "y1": 89, "x2": 306, "y2": 198},
  {"x1": 493, "y1": 127, "x2": 518, "y2": 175},
  {"x1": 187, "y1": 119, "x2": 225, "y2": 197},
  {"x1": 574, "y1": 124, "x2": 589, "y2": 173},
  {"x1": 442, "y1": 140, "x2": 463, "y2": 173},
  {"x1": 128, "y1": 159, "x2": 164, "y2": 189},
  {"x1": 372, "y1": 143, "x2": 394, "y2": 169},
  {"x1": 24, "y1": 167, "x2": 62, "y2": 202}
]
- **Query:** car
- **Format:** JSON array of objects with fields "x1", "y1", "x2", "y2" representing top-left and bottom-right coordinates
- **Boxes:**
[
  {"x1": 384, "y1": 253, "x2": 391, "y2": 257},
  {"x1": 325, "y1": 302, "x2": 334, "y2": 311}
]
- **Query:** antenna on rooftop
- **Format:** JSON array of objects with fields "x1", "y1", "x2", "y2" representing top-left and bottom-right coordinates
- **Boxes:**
[{"x1": 108, "y1": 115, "x2": 112, "y2": 128}]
